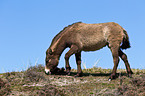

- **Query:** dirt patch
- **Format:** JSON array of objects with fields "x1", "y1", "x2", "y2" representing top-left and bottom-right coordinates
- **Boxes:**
[
  {"x1": 1, "y1": 65, "x2": 145, "y2": 96},
  {"x1": 116, "y1": 75, "x2": 145, "y2": 96}
]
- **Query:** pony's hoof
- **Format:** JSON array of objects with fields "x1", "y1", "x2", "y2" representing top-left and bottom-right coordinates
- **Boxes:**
[
  {"x1": 75, "y1": 73, "x2": 83, "y2": 77},
  {"x1": 128, "y1": 74, "x2": 132, "y2": 78},
  {"x1": 108, "y1": 79, "x2": 112, "y2": 81},
  {"x1": 109, "y1": 74, "x2": 117, "y2": 81},
  {"x1": 66, "y1": 72, "x2": 71, "y2": 76},
  {"x1": 128, "y1": 70, "x2": 133, "y2": 75},
  {"x1": 130, "y1": 70, "x2": 133, "y2": 74}
]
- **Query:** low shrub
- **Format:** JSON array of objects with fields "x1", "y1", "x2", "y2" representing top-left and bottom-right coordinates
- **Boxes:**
[
  {"x1": 37, "y1": 84, "x2": 64, "y2": 96},
  {"x1": 0, "y1": 78, "x2": 11, "y2": 96},
  {"x1": 24, "y1": 64, "x2": 46, "y2": 82},
  {"x1": 117, "y1": 75, "x2": 145, "y2": 96}
]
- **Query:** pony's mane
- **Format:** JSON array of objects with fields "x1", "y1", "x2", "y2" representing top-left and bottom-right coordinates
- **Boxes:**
[{"x1": 50, "y1": 22, "x2": 82, "y2": 46}]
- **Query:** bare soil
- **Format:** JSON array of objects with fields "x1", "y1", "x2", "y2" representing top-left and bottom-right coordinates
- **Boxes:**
[{"x1": 0, "y1": 65, "x2": 145, "y2": 96}]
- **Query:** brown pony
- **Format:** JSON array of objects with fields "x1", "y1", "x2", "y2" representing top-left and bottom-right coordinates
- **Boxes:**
[{"x1": 45, "y1": 22, "x2": 133, "y2": 80}]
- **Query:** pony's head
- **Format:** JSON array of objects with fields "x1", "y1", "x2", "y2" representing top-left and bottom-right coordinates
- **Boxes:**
[{"x1": 45, "y1": 48, "x2": 59, "y2": 75}]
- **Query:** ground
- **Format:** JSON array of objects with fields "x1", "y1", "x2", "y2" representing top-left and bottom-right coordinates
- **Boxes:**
[{"x1": 0, "y1": 65, "x2": 145, "y2": 96}]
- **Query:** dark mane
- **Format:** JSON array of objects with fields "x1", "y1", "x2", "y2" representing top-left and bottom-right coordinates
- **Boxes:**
[{"x1": 50, "y1": 22, "x2": 82, "y2": 46}]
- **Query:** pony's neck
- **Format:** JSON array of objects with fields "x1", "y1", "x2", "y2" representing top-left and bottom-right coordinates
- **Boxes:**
[{"x1": 50, "y1": 41, "x2": 66, "y2": 59}]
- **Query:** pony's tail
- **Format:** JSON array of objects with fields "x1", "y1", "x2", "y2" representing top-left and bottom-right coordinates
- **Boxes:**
[{"x1": 120, "y1": 30, "x2": 131, "y2": 49}]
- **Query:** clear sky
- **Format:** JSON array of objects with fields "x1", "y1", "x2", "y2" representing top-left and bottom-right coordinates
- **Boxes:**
[{"x1": 0, "y1": 0, "x2": 145, "y2": 73}]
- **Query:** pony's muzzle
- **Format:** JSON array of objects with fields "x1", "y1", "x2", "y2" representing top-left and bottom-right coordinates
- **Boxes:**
[{"x1": 45, "y1": 67, "x2": 51, "y2": 75}]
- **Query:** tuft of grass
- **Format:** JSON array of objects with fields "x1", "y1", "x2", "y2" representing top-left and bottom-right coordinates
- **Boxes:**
[
  {"x1": 24, "y1": 64, "x2": 46, "y2": 82},
  {"x1": 82, "y1": 67, "x2": 112, "y2": 74},
  {"x1": 93, "y1": 58, "x2": 100, "y2": 68},
  {"x1": 82, "y1": 61, "x2": 87, "y2": 69}
]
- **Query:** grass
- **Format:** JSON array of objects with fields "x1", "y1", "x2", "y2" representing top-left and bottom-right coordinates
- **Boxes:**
[{"x1": 0, "y1": 64, "x2": 145, "y2": 96}]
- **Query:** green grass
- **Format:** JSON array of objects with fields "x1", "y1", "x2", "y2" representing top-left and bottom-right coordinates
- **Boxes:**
[{"x1": 0, "y1": 65, "x2": 145, "y2": 96}]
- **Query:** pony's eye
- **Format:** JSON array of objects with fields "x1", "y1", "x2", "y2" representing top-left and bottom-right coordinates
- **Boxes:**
[
  {"x1": 46, "y1": 60, "x2": 49, "y2": 64},
  {"x1": 49, "y1": 49, "x2": 53, "y2": 55}
]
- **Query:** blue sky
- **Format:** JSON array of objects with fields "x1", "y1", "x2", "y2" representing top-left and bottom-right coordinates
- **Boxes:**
[{"x1": 0, "y1": 0, "x2": 145, "y2": 73}]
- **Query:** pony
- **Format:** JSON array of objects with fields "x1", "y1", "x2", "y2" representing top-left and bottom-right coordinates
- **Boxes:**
[{"x1": 45, "y1": 22, "x2": 133, "y2": 80}]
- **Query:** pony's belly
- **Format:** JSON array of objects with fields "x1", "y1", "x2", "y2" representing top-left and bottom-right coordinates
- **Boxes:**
[{"x1": 82, "y1": 40, "x2": 107, "y2": 51}]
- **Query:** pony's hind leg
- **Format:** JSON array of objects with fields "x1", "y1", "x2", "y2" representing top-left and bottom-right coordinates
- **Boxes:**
[
  {"x1": 119, "y1": 49, "x2": 133, "y2": 77},
  {"x1": 109, "y1": 46, "x2": 120, "y2": 80}
]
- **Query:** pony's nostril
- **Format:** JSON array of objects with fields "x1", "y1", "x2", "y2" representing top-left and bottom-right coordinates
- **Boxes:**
[
  {"x1": 45, "y1": 71, "x2": 49, "y2": 75},
  {"x1": 45, "y1": 71, "x2": 51, "y2": 75}
]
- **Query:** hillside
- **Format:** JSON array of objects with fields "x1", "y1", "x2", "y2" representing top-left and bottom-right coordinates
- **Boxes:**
[{"x1": 0, "y1": 64, "x2": 145, "y2": 96}]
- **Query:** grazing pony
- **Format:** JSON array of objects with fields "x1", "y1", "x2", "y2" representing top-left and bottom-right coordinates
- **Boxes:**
[{"x1": 45, "y1": 22, "x2": 133, "y2": 80}]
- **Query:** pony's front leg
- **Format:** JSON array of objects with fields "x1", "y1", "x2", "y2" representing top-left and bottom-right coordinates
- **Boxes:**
[
  {"x1": 65, "y1": 45, "x2": 79, "y2": 75},
  {"x1": 65, "y1": 55, "x2": 71, "y2": 75},
  {"x1": 75, "y1": 52, "x2": 83, "y2": 77}
]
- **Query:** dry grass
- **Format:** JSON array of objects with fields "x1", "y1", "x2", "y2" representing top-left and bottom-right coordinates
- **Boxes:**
[
  {"x1": 0, "y1": 78, "x2": 11, "y2": 96},
  {"x1": 0, "y1": 65, "x2": 145, "y2": 96}
]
